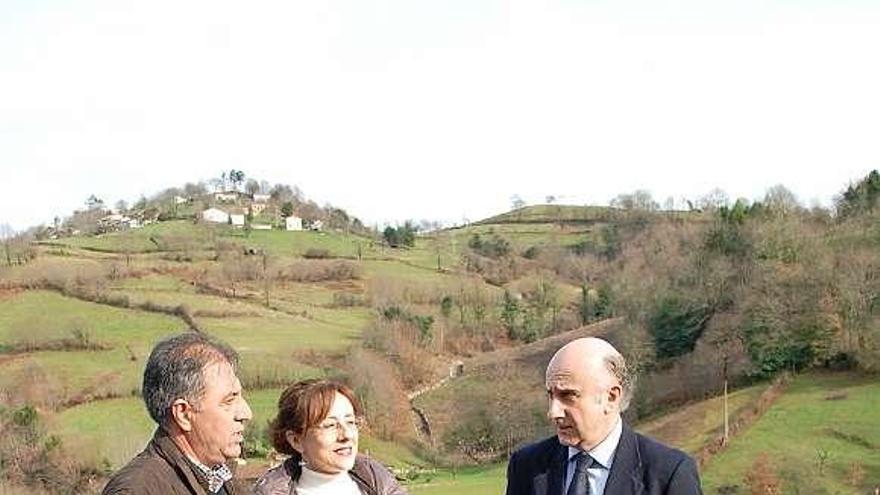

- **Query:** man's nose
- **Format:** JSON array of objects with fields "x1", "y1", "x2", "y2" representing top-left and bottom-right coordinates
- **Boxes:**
[
  {"x1": 547, "y1": 397, "x2": 564, "y2": 420},
  {"x1": 238, "y1": 397, "x2": 253, "y2": 422}
]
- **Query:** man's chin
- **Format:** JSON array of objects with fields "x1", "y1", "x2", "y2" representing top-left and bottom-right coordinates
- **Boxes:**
[
  {"x1": 223, "y1": 445, "x2": 243, "y2": 460},
  {"x1": 556, "y1": 431, "x2": 579, "y2": 447}
]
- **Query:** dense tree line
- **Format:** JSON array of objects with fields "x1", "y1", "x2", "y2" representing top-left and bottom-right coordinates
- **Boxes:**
[{"x1": 598, "y1": 171, "x2": 880, "y2": 377}]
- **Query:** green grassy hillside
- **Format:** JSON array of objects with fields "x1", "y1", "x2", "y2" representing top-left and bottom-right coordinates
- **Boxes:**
[{"x1": 702, "y1": 372, "x2": 880, "y2": 495}]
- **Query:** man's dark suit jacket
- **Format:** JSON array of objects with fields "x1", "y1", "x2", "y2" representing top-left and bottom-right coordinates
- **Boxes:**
[{"x1": 505, "y1": 423, "x2": 702, "y2": 495}]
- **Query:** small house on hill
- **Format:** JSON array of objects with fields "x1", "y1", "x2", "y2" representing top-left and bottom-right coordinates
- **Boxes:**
[
  {"x1": 202, "y1": 208, "x2": 229, "y2": 224},
  {"x1": 214, "y1": 191, "x2": 240, "y2": 203},
  {"x1": 285, "y1": 216, "x2": 303, "y2": 231}
]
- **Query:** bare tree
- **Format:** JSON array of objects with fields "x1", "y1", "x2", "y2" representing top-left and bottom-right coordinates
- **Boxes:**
[
  {"x1": 245, "y1": 178, "x2": 261, "y2": 196},
  {"x1": 610, "y1": 190, "x2": 658, "y2": 211},
  {"x1": 1, "y1": 223, "x2": 14, "y2": 266},
  {"x1": 763, "y1": 184, "x2": 801, "y2": 217},
  {"x1": 698, "y1": 188, "x2": 730, "y2": 212}
]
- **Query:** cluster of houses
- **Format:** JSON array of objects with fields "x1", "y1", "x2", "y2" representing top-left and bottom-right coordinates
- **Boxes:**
[
  {"x1": 199, "y1": 191, "x2": 321, "y2": 231},
  {"x1": 199, "y1": 207, "x2": 319, "y2": 231},
  {"x1": 68, "y1": 190, "x2": 322, "y2": 236}
]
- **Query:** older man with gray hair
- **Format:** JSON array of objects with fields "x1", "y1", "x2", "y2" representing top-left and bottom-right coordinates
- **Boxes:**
[
  {"x1": 103, "y1": 332, "x2": 253, "y2": 495},
  {"x1": 506, "y1": 337, "x2": 702, "y2": 495}
]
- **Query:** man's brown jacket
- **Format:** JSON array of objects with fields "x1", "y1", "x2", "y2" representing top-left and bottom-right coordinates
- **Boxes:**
[{"x1": 102, "y1": 428, "x2": 244, "y2": 495}]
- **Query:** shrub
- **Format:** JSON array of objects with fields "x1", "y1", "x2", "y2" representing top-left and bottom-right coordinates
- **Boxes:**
[
  {"x1": 523, "y1": 245, "x2": 541, "y2": 259},
  {"x1": 303, "y1": 248, "x2": 331, "y2": 259},
  {"x1": 331, "y1": 292, "x2": 364, "y2": 307},
  {"x1": 468, "y1": 234, "x2": 510, "y2": 258},
  {"x1": 279, "y1": 260, "x2": 361, "y2": 283},
  {"x1": 0, "y1": 405, "x2": 108, "y2": 494},
  {"x1": 383, "y1": 223, "x2": 416, "y2": 248}
]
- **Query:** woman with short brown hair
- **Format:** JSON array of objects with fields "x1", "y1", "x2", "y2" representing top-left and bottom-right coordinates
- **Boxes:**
[{"x1": 253, "y1": 379, "x2": 406, "y2": 495}]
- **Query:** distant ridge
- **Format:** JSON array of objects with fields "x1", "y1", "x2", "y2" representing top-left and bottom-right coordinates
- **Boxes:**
[
  {"x1": 474, "y1": 204, "x2": 708, "y2": 226},
  {"x1": 475, "y1": 204, "x2": 618, "y2": 225}
]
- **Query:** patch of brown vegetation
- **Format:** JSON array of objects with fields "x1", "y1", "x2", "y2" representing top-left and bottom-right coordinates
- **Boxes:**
[
  {"x1": 0, "y1": 287, "x2": 24, "y2": 299},
  {"x1": 744, "y1": 453, "x2": 782, "y2": 495}
]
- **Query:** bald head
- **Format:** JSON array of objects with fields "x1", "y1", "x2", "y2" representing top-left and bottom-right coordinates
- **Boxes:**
[
  {"x1": 546, "y1": 337, "x2": 633, "y2": 412},
  {"x1": 545, "y1": 337, "x2": 632, "y2": 450}
]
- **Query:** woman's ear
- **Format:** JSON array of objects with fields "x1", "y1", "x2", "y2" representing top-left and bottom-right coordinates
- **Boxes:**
[{"x1": 286, "y1": 430, "x2": 303, "y2": 453}]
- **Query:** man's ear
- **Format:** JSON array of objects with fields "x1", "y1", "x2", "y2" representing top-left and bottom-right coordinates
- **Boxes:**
[
  {"x1": 605, "y1": 385, "x2": 622, "y2": 413},
  {"x1": 171, "y1": 398, "x2": 195, "y2": 432}
]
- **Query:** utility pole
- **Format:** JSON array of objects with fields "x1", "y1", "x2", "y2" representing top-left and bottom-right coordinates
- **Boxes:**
[{"x1": 722, "y1": 355, "x2": 729, "y2": 445}]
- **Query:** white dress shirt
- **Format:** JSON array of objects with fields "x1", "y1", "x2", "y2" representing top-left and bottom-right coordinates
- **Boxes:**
[{"x1": 564, "y1": 416, "x2": 623, "y2": 495}]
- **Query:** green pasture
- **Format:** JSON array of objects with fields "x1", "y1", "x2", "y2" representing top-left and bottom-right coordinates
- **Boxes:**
[
  {"x1": 52, "y1": 397, "x2": 155, "y2": 468},
  {"x1": 478, "y1": 204, "x2": 708, "y2": 225},
  {"x1": 112, "y1": 274, "x2": 196, "y2": 292},
  {"x1": 702, "y1": 372, "x2": 880, "y2": 495},
  {"x1": 197, "y1": 310, "x2": 361, "y2": 352},
  {"x1": 195, "y1": 310, "x2": 360, "y2": 387},
  {"x1": 0, "y1": 291, "x2": 183, "y2": 347},
  {"x1": 446, "y1": 223, "x2": 595, "y2": 251},
  {"x1": 407, "y1": 464, "x2": 506, "y2": 494},
  {"x1": 479, "y1": 204, "x2": 616, "y2": 224},
  {"x1": 43, "y1": 221, "x2": 214, "y2": 253},
  {"x1": 363, "y1": 260, "x2": 496, "y2": 298},
  {"x1": 221, "y1": 229, "x2": 379, "y2": 259},
  {"x1": 1, "y1": 348, "x2": 147, "y2": 407},
  {"x1": 109, "y1": 285, "x2": 269, "y2": 318},
  {"x1": 268, "y1": 281, "x2": 356, "y2": 307},
  {"x1": 362, "y1": 259, "x2": 455, "y2": 281}
]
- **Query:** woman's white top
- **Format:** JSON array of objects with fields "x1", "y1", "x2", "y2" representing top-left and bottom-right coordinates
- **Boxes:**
[{"x1": 296, "y1": 466, "x2": 361, "y2": 495}]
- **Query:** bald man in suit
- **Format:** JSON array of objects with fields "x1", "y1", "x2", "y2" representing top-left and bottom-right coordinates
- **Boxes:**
[{"x1": 505, "y1": 337, "x2": 702, "y2": 495}]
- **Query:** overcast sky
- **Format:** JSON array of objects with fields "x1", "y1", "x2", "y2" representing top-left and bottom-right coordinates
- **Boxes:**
[{"x1": 2, "y1": 0, "x2": 879, "y2": 231}]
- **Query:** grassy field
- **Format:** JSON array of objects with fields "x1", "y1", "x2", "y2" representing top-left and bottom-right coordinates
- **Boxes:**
[
  {"x1": 0, "y1": 291, "x2": 185, "y2": 404},
  {"x1": 42, "y1": 221, "x2": 215, "y2": 253},
  {"x1": 0, "y1": 290, "x2": 183, "y2": 346},
  {"x1": 407, "y1": 464, "x2": 507, "y2": 494},
  {"x1": 40, "y1": 221, "x2": 385, "y2": 261},
  {"x1": 222, "y1": 229, "x2": 380, "y2": 259},
  {"x1": 701, "y1": 372, "x2": 880, "y2": 495}
]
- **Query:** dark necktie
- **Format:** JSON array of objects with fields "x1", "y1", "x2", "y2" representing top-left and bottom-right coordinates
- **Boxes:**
[{"x1": 566, "y1": 452, "x2": 593, "y2": 495}]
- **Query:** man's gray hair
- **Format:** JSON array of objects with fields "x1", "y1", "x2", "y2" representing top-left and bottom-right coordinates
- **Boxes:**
[
  {"x1": 142, "y1": 332, "x2": 240, "y2": 427},
  {"x1": 604, "y1": 352, "x2": 636, "y2": 412}
]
